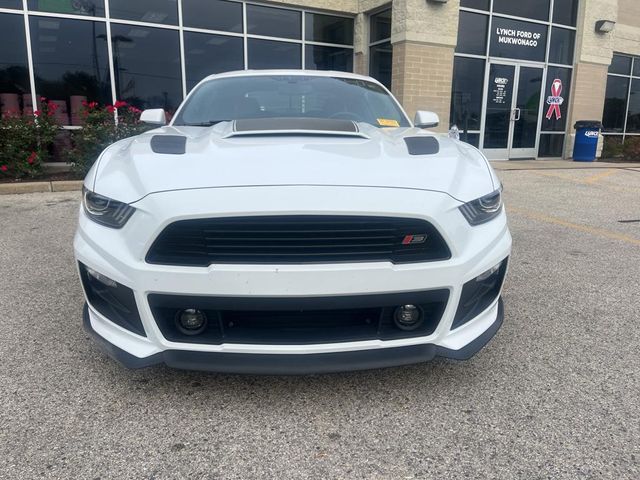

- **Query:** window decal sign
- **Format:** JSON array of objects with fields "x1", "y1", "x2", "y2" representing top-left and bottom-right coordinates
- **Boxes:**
[
  {"x1": 545, "y1": 79, "x2": 564, "y2": 120},
  {"x1": 492, "y1": 77, "x2": 510, "y2": 104}
]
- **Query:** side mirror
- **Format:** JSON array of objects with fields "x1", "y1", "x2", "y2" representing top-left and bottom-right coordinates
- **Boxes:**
[
  {"x1": 414, "y1": 111, "x2": 439, "y2": 129},
  {"x1": 140, "y1": 108, "x2": 166, "y2": 125}
]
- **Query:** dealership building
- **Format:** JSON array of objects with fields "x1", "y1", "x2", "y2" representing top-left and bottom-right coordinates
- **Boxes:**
[{"x1": 0, "y1": 0, "x2": 637, "y2": 159}]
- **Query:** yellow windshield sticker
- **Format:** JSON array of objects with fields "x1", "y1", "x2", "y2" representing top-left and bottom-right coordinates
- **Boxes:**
[{"x1": 377, "y1": 118, "x2": 400, "y2": 127}]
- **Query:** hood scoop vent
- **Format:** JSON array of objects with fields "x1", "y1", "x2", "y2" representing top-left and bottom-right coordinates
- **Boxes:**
[
  {"x1": 404, "y1": 136, "x2": 440, "y2": 155},
  {"x1": 150, "y1": 135, "x2": 187, "y2": 155},
  {"x1": 226, "y1": 117, "x2": 369, "y2": 139}
]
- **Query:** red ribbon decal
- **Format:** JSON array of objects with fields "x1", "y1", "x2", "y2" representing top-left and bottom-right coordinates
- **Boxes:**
[{"x1": 546, "y1": 79, "x2": 563, "y2": 121}]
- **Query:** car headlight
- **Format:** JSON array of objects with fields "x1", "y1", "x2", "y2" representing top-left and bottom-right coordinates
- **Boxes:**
[
  {"x1": 459, "y1": 188, "x2": 503, "y2": 226},
  {"x1": 82, "y1": 186, "x2": 135, "y2": 228}
]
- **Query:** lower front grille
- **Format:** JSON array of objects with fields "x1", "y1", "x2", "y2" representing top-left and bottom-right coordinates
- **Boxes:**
[
  {"x1": 146, "y1": 215, "x2": 451, "y2": 266},
  {"x1": 148, "y1": 290, "x2": 449, "y2": 345}
]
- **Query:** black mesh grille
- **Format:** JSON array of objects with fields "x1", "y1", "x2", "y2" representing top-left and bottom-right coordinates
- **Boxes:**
[{"x1": 146, "y1": 216, "x2": 451, "y2": 266}]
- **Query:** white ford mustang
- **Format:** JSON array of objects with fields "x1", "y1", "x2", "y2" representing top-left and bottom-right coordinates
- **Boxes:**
[{"x1": 75, "y1": 70, "x2": 511, "y2": 374}]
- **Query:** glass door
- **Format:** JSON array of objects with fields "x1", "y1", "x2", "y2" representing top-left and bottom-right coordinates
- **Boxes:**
[
  {"x1": 510, "y1": 66, "x2": 544, "y2": 158},
  {"x1": 482, "y1": 62, "x2": 544, "y2": 160},
  {"x1": 482, "y1": 63, "x2": 516, "y2": 159}
]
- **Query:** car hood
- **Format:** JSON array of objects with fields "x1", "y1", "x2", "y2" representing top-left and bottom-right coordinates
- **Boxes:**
[{"x1": 90, "y1": 121, "x2": 497, "y2": 205}]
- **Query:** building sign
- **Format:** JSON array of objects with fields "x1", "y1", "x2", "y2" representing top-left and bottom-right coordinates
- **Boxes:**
[
  {"x1": 490, "y1": 17, "x2": 548, "y2": 62},
  {"x1": 545, "y1": 79, "x2": 564, "y2": 120}
]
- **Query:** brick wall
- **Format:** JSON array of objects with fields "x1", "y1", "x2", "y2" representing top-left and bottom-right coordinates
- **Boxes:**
[{"x1": 391, "y1": 41, "x2": 455, "y2": 131}]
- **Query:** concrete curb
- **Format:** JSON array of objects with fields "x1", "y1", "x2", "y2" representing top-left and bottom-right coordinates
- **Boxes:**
[
  {"x1": 0, "y1": 180, "x2": 83, "y2": 195},
  {"x1": 491, "y1": 160, "x2": 640, "y2": 170}
]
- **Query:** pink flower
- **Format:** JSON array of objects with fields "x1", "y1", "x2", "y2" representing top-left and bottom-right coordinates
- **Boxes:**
[
  {"x1": 106, "y1": 105, "x2": 115, "y2": 114},
  {"x1": 33, "y1": 110, "x2": 41, "y2": 117},
  {"x1": 88, "y1": 101, "x2": 98, "y2": 109},
  {"x1": 0, "y1": 165, "x2": 7, "y2": 172},
  {"x1": 114, "y1": 100, "x2": 128, "y2": 108},
  {"x1": 40, "y1": 96, "x2": 47, "y2": 102},
  {"x1": 27, "y1": 152, "x2": 37, "y2": 165}
]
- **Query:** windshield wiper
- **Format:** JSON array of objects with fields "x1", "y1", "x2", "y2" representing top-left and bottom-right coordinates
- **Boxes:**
[{"x1": 179, "y1": 120, "x2": 229, "y2": 127}]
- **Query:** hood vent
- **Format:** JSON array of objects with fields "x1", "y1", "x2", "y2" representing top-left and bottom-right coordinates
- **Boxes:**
[
  {"x1": 150, "y1": 135, "x2": 187, "y2": 155},
  {"x1": 227, "y1": 117, "x2": 368, "y2": 139},
  {"x1": 404, "y1": 136, "x2": 440, "y2": 155}
]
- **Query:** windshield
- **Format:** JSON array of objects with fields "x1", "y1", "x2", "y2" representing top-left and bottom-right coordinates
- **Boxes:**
[{"x1": 172, "y1": 75, "x2": 411, "y2": 128}]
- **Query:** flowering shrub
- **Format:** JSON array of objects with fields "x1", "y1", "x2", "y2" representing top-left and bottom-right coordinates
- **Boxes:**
[
  {"x1": 0, "y1": 98, "x2": 59, "y2": 179},
  {"x1": 68, "y1": 100, "x2": 152, "y2": 176}
]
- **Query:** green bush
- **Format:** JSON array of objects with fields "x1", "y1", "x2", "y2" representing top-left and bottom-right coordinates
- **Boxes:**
[
  {"x1": 601, "y1": 136, "x2": 624, "y2": 159},
  {"x1": 601, "y1": 135, "x2": 640, "y2": 162},
  {"x1": 68, "y1": 101, "x2": 153, "y2": 176},
  {"x1": 621, "y1": 136, "x2": 640, "y2": 161},
  {"x1": 0, "y1": 99, "x2": 59, "y2": 179}
]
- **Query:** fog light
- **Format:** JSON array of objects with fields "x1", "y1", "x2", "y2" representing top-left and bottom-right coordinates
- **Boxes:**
[
  {"x1": 85, "y1": 266, "x2": 117, "y2": 287},
  {"x1": 394, "y1": 304, "x2": 424, "y2": 331},
  {"x1": 176, "y1": 308, "x2": 207, "y2": 335}
]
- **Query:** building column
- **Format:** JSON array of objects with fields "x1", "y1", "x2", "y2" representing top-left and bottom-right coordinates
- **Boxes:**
[
  {"x1": 389, "y1": 0, "x2": 460, "y2": 132},
  {"x1": 353, "y1": 13, "x2": 368, "y2": 76},
  {"x1": 565, "y1": 0, "x2": 617, "y2": 157}
]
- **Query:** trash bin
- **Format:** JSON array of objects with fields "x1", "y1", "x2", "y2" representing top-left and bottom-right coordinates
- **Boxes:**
[{"x1": 573, "y1": 120, "x2": 602, "y2": 162}]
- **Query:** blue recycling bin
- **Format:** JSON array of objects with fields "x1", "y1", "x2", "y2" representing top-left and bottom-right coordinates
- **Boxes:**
[{"x1": 573, "y1": 120, "x2": 602, "y2": 162}]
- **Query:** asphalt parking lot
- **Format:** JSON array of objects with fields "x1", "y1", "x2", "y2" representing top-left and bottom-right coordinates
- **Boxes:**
[{"x1": 1, "y1": 166, "x2": 639, "y2": 479}]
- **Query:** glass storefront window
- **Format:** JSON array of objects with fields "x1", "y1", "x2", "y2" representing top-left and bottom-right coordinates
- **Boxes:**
[
  {"x1": 552, "y1": 0, "x2": 579, "y2": 27},
  {"x1": 182, "y1": 0, "x2": 242, "y2": 33},
  {"x1": 29, "y1": 16, "x2": 111, "y2": 122},
  {"x1": 369, "y1": 42, "x2": 392, "y2": 89},
  {"x1": 548, "y1": 27, "x2": 575, "y2": 65},
  {"x1": 455, "y1": 11, "x2": 488, "y2": 56},
  {"x1": 370, "y1": 9, "x2": 391, "y2": 44},
  {"x1": 305, "y1": 45, "x2": 353, "y2": 72},
  {"x1": 460, "y1": 0, "x2": 489, "y2": 11},
  {"x1": 538, "y1": 134, "x2": 564, "y2": 157},
  {"x1": 184, "y1": 32, "x2": 243, "y2": 90},
  {"x1": 369, "y1": 9, "x2": 392, "y2": 89},
  {"x1": 109, "y1": 0, "x2": 178, "y2": 25},
  {"x1": 0, "y1": 0, "x2": 21, "y2": 9},
  {"x1": 0, "y1": 13, "x2": 30, "y2": 117},
  {"x1": 625, "y1": 79, "x2": 640, "y2": 133},
  {"x1": 305, "y1": 13, "x2": 353, "y2": 45},
  {"x1": 246, "y1": 4, "x2": 301, "y2": 40},
  {"x1": 461, "y1": 133, "x2": 480, "y2": 148},
  {"x1": 492, "y1": 0, "x2": 550, "y2": 22},
  {"x1": 602, "y1": 76, "x2": 630, "y2": 133},
  {"x1": 489, "y1": 17, "x2": 548, "y2": 62},
  {"x1": 28, "y1": 0, "x2": 105, "y2": 16},
  {"x1": 450, "y1": 57, "x2": 485, "y2": 131},
  {"x1": 609, "y1": 55, "x2": 632, "y2": 75},
  {"x1": 541, "y1": 67, "x2": 572, "y2": 132},
  {"x1": 247, "y1": 39, "x2": 301, "y2": 69},
  {"x1": 455, "y1": 0, "x2": 575, "y2": 157},
  {"x1": 110, "y1": 24, "x2": 182, "y2": 111}
]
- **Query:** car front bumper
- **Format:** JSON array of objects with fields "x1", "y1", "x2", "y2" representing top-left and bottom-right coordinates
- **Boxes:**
[
  {"x1": 74, "y1": 186, "x2": 512, "y2": 374},
  {"x1": 83, "y1": 299, "x2": 504, "y2": 374}
]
